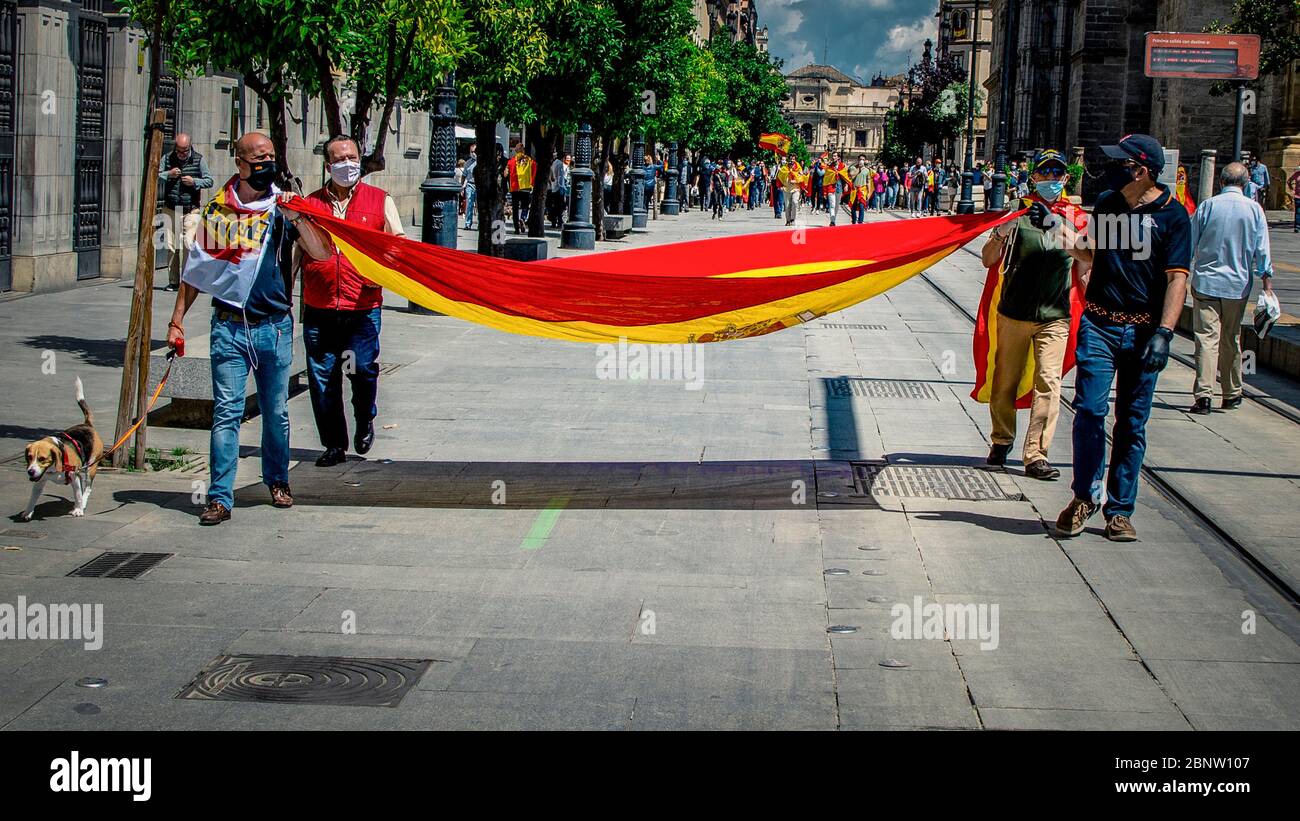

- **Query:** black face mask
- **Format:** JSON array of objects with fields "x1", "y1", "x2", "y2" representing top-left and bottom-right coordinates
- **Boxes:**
[
  {"x1": 244, "y1": 159, "x2": 278, "y2": 192},
  {"x1": 1104, "y1": 162, "x2": 1137, "y2": 193}
]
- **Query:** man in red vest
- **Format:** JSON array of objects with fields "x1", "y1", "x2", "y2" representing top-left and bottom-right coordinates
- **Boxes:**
[{"x1": 301, "y1": 135, "x2": 405, "y2": 467}]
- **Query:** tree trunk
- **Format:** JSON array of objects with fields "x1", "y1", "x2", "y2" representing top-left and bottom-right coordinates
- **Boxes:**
[
  {"x1": 362, "y1": 24, "x2": 416, "y2": 177},
  {"x1": 312, "y1": 46, "x2": 344, "y2": 138},
  {"x1": 527, "y1": 123, "x2": 556, "y2": 238},
  {"x1": 593, "y1": 132, "x2": 610, "y2": 240},
  {"x1": 244, "y1": 71, "x2": 295, "y2": 190},
  {"x1": 611, "y1": 135, "x2": 628, "y2": 215},
  {"x1": 475, "y1": 120, "x2": 504, "y2": 257}
]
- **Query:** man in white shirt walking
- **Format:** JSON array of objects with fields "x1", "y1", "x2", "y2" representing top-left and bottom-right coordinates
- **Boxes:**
[{"x1": 1188, "y1": 162, "x2": 1274, "y2": 413}]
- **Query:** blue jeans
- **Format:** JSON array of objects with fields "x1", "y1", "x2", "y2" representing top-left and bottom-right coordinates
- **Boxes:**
[
  {"x1": 464, "y1": 184, "x2": 476, "y2": 228},
  {"x1": 209, "y1": 311, "x2": 293, "y2": 508},
  {"x1": 773, "y1": 188, "x2": 783, "y2": 217},
  {"x1": 1293, "y1": 203, "x2": 1299, "y2": 230},
  {"x1": 852, "y1": 201, "x2": 866, "y2": 224},
  {"x1": 1070, "y1": 313, "x2": 1161, "y2": 518},
  {"x1": 303, "y1": 306, "x2": 381, "y2": 451}
]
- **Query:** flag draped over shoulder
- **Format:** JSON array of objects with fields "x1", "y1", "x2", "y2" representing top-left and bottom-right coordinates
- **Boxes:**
[
  {"x1": 182, "y1": 176, "x2": 278, "y2": 309},
  {"x1": 758, "y1": 132, "x2": 791, "y2": 156},
  {"x1": 1175, "y1": 165, "x2": 1195, "y2": 215},
  {"x1": 283, "y1": 197, "x2": 1016, "y2": 345},
  {"x1": 971, "y1": 199, "x2": 1087, "y2": 408}
]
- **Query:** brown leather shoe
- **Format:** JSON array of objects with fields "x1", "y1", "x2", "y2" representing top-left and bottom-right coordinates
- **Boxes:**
[
  {"x1": 270, "y1": 483, "x2": 293, "y2": 508},
  {"x1": 200, "y1": 501, "x2": 231, "y2": 526},
  {"x1": 1054, "y1": 497, "x2": 1098, "y2": 537},
  {"x1": 1105, "y1": 515, "x2": 1138, "y2": 542}
]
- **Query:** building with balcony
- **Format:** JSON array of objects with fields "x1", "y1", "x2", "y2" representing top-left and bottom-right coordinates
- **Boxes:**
[
  {"x1": 783, "y1": 65, "x2": 899, "y2": 160},
  {"x1": 937, "y1": 0, "x2": 994, "y2": 163}
]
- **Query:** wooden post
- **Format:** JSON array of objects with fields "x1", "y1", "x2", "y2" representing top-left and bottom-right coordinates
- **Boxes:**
[{"x1": 112, "y1": 108, "x2": 166, "y2": 469}]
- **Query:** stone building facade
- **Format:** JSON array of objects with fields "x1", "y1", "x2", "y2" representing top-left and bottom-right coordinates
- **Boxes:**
[
  {"x1": 938, "y1": 0, "x2": 995, "y2": 162},
  {"x1": 783, "y1": 65, "x2": 900, "y2": 160},
  {"x1": 3, "y1": 0, "x2": 430, "y2": 295},
  {"x1": 984, "y1": 0, "x2": 1298, "y2": 204}
]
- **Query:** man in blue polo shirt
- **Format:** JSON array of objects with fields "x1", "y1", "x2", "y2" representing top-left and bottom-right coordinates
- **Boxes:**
[{"x1": 1054, "y1": 134, "x2": 1191, "y2": 542}]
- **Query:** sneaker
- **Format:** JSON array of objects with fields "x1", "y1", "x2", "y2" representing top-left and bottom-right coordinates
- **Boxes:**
[
  {"x1": 986, "y1": 443, "x2": 1011, "y2": 466},
  {"x1": 199, "y1": 501, "x2": 231, "y2": 526},
  {"x1": 1055, "y1": 497, "x2": 1098, "y2": 537},
  {"x1": 1024, "y1": 459, "x2": 1060, "y2": 480},
  {"x1": 1104, "y1": 515, "x2": 1138, "y2": 542},
  {"x1": 163, "y1": 284, "x2": 179, "y2": 292},
  {"x1": 1189, "y1": 397, "x2": 1212, "y2": 415},
  {"x1": 1221, "y1": 395, "x2": 1243, "y2": 410},
  {"x1": 270, "y1": 483, "x2": 294, "y2": 509}
]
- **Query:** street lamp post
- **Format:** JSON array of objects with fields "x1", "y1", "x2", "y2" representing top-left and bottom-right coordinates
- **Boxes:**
[
  {"x1": 662, "y1": 141, "x2": 680, "y2": 215},
  {"x1": 561, "y1": 123, "x2": 596, "y2": 250},
  {"x1": 630, "y1": 131, "x2": 647, "y2": 229},
  {"x1": 990, "y1": 0, "x2": 1019, "y2": 210},
  {"x1": 411, "y1": 72, "x2": 458, "y2": 315},
  {"x1": 956, "y1": 0, "x2": 981, "y2": 215}
]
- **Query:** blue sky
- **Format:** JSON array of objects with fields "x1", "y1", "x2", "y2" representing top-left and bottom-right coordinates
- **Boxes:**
[{"x1": 760, "y1": 0, "x2": 940, "y2": 81}]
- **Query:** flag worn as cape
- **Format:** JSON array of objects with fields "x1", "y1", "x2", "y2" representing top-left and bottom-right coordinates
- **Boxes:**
[
  {"x1": 759, "y1": 132, "x2": 791, "y2": 156},
  {"x1": 971, "y1": 197, "x2": 1087, "y2": 408},
  {"x1": 182, "y1": 175, "x2": 280, "y2": 309},
  {"x1": 283, "y1": 197, "x2": 1017, "y2": 345}
]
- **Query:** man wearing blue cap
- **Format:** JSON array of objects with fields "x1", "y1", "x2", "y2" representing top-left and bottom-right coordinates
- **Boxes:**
[{"x1": 1054, "y1": 134, "x2": 1191, "y2": 542}]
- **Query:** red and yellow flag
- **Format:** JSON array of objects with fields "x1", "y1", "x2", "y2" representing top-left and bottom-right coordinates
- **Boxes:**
[
  {"x1": 1175, "y1": 165, "x2": 1195, "y2": 215},
  {"x1": 759, "y1": 132, "x2": 792, "y2": 156},
  {"x1": 285, "y1": 198, "x2": 1014, "y2": 345},
  {"x1": 971, "y1": 199, "x2": 1086, "y2": 408}
]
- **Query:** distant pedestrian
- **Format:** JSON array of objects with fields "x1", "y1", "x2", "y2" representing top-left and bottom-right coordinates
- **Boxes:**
[
  {"x1": 1288, "y1": 165, "x2": 1300, "y2": 233},
  {"x1": 1055, "y1": 134, "x2": 1191, "y2": 543},
  {"x1": 548, "y1": 151, "x2": 571, "y2": 229},
  {"x1": 506, "y1": 142, "x2": 535, "y2": 234},
  {"x1": 1247, "y1": 152, "x2": 1270, "y2": 207},
  {"x1": 159, "y1": 133, "x2": 214, "y2": 291},
  {"x1": 1187, "y1": 162, "x2": 1274, "y2": 414},
  {"x1": 462, "y1": 142, "x2": 477, "y2": 229}
]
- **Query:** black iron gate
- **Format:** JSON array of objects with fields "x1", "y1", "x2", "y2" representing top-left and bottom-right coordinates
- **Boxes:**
[
  {"x1": 74, "y1": 2, "x2": 108, "y2": 281},
  {"x1": 0, "y1": 1, "x2": 18, "y2": 292}
]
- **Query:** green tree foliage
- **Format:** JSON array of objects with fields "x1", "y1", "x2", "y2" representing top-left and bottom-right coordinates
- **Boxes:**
[
  {"x1": 880, "y1": 53, "x2": 971, "y2": 167},
  {"x1": 1208, "y1": 1, "x2": 1300, "y2": 81},
  {"x1": 316, "y1": 0, "x2": 470, "y2": 173}
]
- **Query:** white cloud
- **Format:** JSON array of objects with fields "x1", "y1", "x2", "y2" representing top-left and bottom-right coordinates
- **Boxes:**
[{"x1": 877, "y1": 16, "x2": 935, "y2": 61}]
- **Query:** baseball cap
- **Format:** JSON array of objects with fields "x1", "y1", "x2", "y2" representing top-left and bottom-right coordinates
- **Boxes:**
[
  {"x1": 1032, "y1": 148, "x2": 1067, "y2": 172},
  {"x1": 1100, "y1": 134, "x2": 1165, "y2": 175}
]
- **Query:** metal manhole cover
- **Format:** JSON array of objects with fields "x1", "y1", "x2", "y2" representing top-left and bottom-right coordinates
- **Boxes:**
[
  {"x1": 68, "y1": 552, "x2": 173, "y2": 579},
  {"x1": 852, "y1": 463, "x2": 1021, "y2": 501},
  {"x1": 825, "y1": 378, "x2": 939, "y2": 400},
  {"x1": 817, "y1": 323, "x2": 888, "y2": 330},
  {"x1": 177, "y1": 654, "x2": 431, "y2": 708}
]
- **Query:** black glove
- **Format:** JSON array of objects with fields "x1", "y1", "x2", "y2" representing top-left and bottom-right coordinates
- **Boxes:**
[
  {"x1": 1142, "y1": 327, "x2": 1173, "y2": 373},
  {"x1": 1027, "y1": 201, "x2": 1058, "y2": 230}
]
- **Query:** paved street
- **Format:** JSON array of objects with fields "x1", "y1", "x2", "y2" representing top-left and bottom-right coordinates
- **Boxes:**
[{"x1": 0, "y1": 203, "x2": 1297, "y2": 730}]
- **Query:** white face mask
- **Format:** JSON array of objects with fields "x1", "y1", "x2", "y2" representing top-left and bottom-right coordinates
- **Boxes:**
[{"x1": 329, "y1": 160, "x2": 361, "y2": 187}]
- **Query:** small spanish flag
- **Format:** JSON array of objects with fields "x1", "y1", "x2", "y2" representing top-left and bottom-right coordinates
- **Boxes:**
[
  {"x1": 759, "y1": 132, "x2": 791, "y2": 156},
  {"x1": 1175, "y1": 165, "x2": 1195, "y2": 215}
]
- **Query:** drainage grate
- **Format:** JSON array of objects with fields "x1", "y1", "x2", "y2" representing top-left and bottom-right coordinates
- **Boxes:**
[
  {"x1": 817, "y1": 323, "x2": 888, "y2": 330},
  {"x1": 68, "y1": 552, "x2": 173, "y2": 579},
  {"x1": 177, "y1": 654, "x2": 431, "y2": 708},
  {"x1": 826, "y1": 378, "x2": 939, "y2": 400},
  {"x1": 852, "y1": 463, "x2": 1020, "y2": 501},
  {"x1": 0, "y1": 529, "x2": 47, "y2": 540}
]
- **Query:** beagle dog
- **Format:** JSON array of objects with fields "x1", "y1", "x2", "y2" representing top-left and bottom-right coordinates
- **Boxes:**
[{"x1": 21, "y1": 377, "x2": 104, "y2": 520}]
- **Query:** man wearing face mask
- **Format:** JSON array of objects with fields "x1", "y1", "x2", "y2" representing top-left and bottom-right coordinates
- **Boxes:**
[
  {"x1": 1054, "y1": 134, "x2": 1191, "y2": 542},
  {"x1": 167, "y1": 131, "x2": 333, "y2": 526},
  {"x1": 300, "y1": 135, "x2": 405, "y2": 468},
  {"x1": 979, "y1": 149, "x2": 1089, "y2": 481}
]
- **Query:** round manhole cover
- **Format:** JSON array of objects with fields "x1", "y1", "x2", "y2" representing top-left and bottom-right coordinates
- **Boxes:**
[
  {"x1": 75, "y1": 677, "x2": 108, "y2": 689},
  {"x1": 879, "y1": 658, "x2": 911, "y2": 669},
  {"x1": 823, "y1": 567, "x2": 850, "y2": 576},
  {"x1": 178, "y1": 654, "x2": 431, "y2": 708},
  {"x1": 74, "y1": 703, "x2": 101, "y2": 715},
  {"x1": 827, "y1": 625, "x2": 859, "y2": 634}
]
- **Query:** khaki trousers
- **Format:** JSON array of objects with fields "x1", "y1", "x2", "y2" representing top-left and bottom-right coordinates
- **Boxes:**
[
  {"x1": 1192, "y1": 291, "x2": 1249, "y2": 401},
  {"x1": 165, "y1": 208, "x2": 200, "y2": 287},
  {"x1": 989, "y1": 315, "x2": 1070, "y2": 463}
]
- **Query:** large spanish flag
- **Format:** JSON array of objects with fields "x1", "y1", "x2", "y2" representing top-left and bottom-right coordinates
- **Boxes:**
[
  {"x1": 971, "y1": 199, "x2": 1087, "y2": 408},
  {"x1": 285, "y1": 197, "x2": 1016, "y2": 345},
  {"x1": 758, "y1": 132, "x2": 792, "y2": 156}
]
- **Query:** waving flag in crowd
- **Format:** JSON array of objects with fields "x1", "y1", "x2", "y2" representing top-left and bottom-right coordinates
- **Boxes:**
[
  {"x1": 283, "y1": 197, "x2": 1016, "y2": 345},
  {"x1": 758, "y1": 132, "x2": 792, "y2": 156}
]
